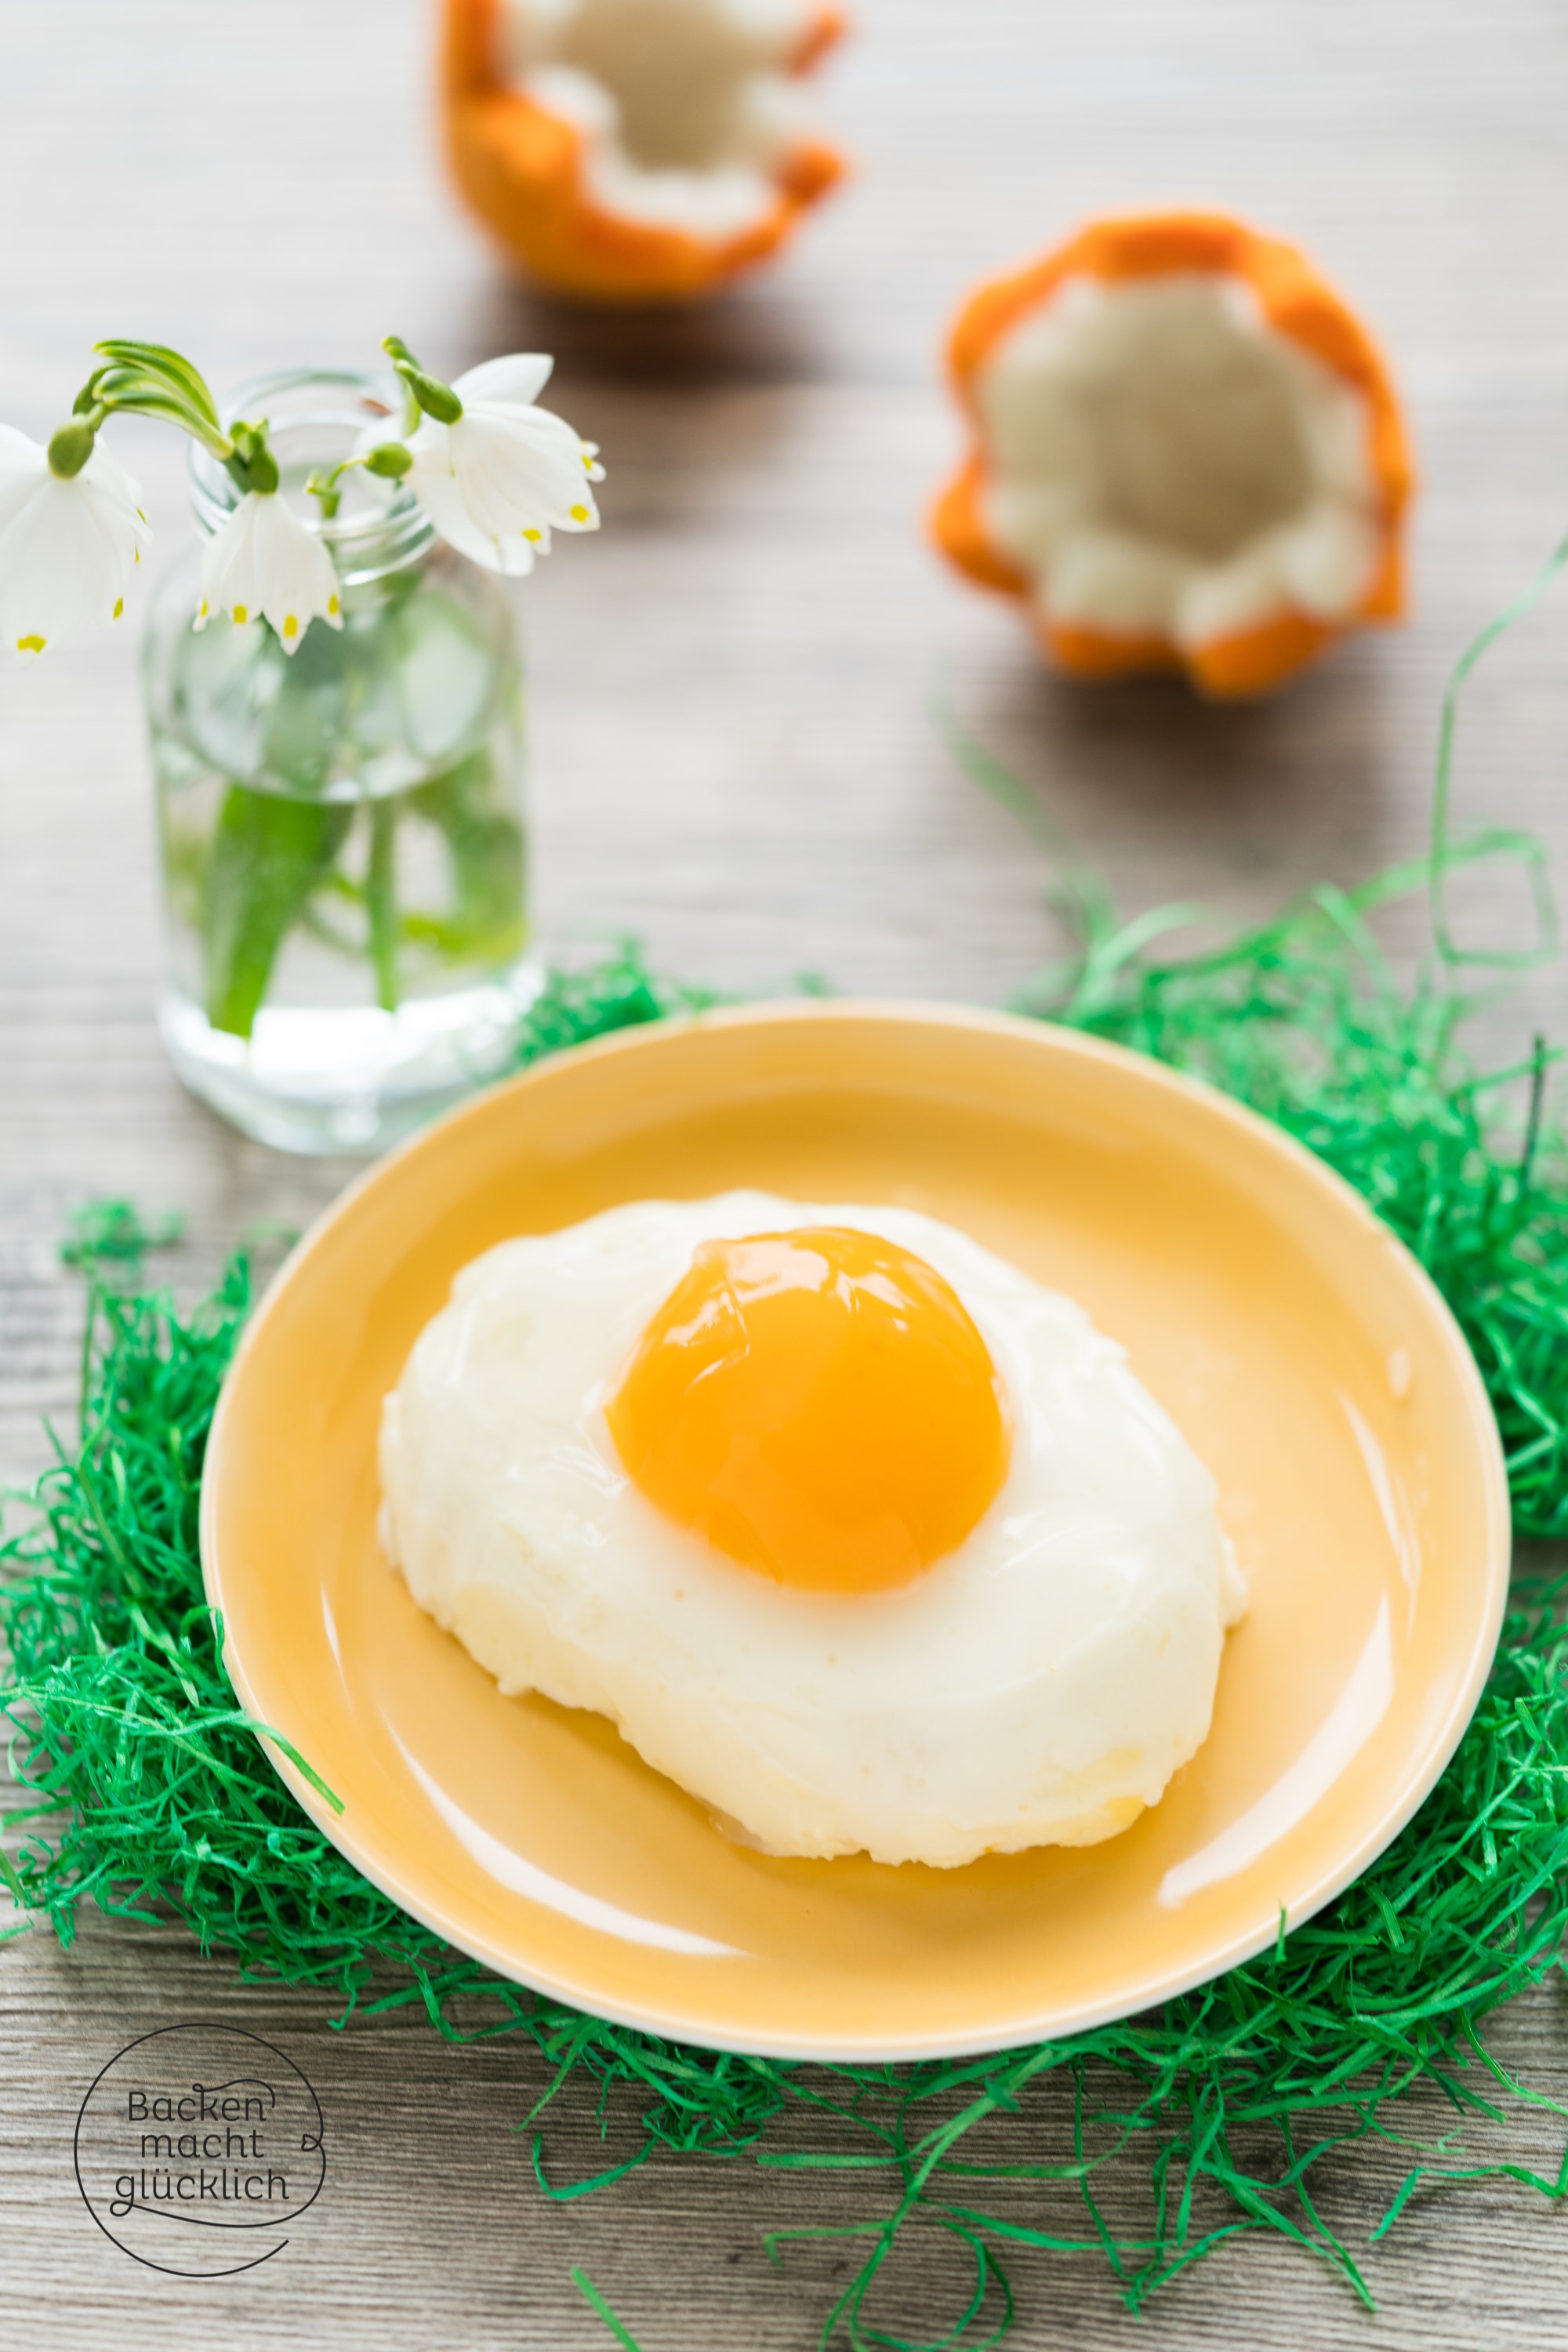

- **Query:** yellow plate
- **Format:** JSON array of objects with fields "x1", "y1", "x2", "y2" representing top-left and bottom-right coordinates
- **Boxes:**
[{"x1": 202, "y1": 1004, "x2": 1509, "y2": 2061}]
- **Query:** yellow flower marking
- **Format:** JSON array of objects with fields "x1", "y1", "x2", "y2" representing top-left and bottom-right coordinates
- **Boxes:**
[
  {"x1": 570, "y1": 504, "x2": 590, "y2": 523},
  {"x1": 113, "y1": 597, "x2": 124, "y2": 620},
  {"x1": 232, "y1": 604, "x2": 249, "y2": 624},
  {"x1": 16, "y1": 633, "x2": 45, "y2": 653},
  {"x1": 284, "y1": 615, "x2": 299, "y2": 637},
  {"x1": 198, "y1": 601, "x2": 209, "y2": 619},
  {"x1": 328, "y1": 594, "x2": 339, "y2": 617},
  {"x1": 523, "y1": 529, "x2": 542, "y2": 543}
]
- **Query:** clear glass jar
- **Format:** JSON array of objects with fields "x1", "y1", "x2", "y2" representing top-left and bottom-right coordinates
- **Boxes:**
[{"x1": 143, "y1": 367, "x2": 537, "y2": 1154}]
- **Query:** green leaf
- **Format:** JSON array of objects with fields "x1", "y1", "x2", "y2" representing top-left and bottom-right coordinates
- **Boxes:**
[
  {"x1": 89, "y1": 342, "x2": 230, "y2": 455},
  {"x1": 365, "y1": 799, "x2": 401, "y2": 1012},
  {"x1": 93, "y1": 339, "x2": 222, "y2": 430},
  {"x1": 202, "y1": 789, "x2": 352, "y2": 1039},
  {"x1": 407, "y1": 751, "x2": 527, "y2": 967},
  {"x1": 89, "y1": 371, "x2": 228, "y2": 455},
  {"x1": 258, "y1": 625, "x2": 348, "y2": 795}
]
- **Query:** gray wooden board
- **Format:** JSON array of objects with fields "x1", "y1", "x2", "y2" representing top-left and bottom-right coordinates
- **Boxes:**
[{"x1": 4, "y1": 0, "x2": 1568, "y2": 2342}]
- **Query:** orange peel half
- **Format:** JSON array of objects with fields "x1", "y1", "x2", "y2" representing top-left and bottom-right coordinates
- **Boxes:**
[
  {"x1": 443, "y1": 0, "x2": 848, "y2": 306},
  {"x1": 931, "y1": 213, "x2": 1414, "y2": 699}
]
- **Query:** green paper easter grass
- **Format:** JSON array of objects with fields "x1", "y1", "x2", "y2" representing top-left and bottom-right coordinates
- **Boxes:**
[{"x1": 5, "y1": 557, "x2": 1568, "y2": 2349}]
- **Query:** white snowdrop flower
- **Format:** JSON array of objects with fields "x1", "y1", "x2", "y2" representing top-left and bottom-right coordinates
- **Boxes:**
[
  {"x1": 0, "y1": 423, "x2": 151, "y2": 655},
  {"x1": 401, "y1": 354, "x2": 604, "y2": 577},
  {"x1": 194, "y1": 488, "x2": 343, "y2": 653}
]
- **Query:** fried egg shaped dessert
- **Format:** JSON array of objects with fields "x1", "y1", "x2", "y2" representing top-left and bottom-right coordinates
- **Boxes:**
[{"x1": 379, "y1": 1194, "x2": 1245, "y2": 1867}]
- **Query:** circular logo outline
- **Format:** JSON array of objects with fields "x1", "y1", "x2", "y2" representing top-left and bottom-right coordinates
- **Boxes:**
[{"x1": 74, "y1": 2022, "x2": 325, "y2": 2279}]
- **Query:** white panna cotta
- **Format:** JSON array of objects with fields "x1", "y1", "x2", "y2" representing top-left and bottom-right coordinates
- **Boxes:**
[
  {"x1": 975, "y1": 270, "x2": 1383, "y2": 652},
  {"x1": 501, "y1": 0, "x2": 826, "y2": 238},
  {"x1": 379, "y1": 1194, "x2": 1244, "y2": 1868}
]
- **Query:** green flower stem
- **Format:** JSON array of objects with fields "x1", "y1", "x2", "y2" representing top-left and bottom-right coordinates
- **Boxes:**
[
  {"x1": 365, "y1": 799, "x2": 401, "y2": 1014},
  {"x1": 305, "y1": 442, "x2": 414, "y2": 521},
  {"x1": 382, "y1": 334, "x2": 463, "y2": 424},
  {"x1": 203, "y1": 790, "x2": 352, "y2": 1040}
]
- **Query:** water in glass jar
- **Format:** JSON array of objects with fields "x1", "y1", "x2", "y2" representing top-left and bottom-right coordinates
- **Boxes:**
[{"x1": 147, "y1": 537, "x2": 536, "y2": 1153}]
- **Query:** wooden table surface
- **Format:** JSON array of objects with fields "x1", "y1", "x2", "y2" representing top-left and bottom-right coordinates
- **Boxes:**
[{"x1": 5, "y1": 2, "x2": 1568, "y2": 2343}]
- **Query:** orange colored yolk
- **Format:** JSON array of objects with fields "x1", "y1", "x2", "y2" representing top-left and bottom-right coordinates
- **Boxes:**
[{"x1": 604, "y1": 1228, "x2": 1011, "y2": 1594}]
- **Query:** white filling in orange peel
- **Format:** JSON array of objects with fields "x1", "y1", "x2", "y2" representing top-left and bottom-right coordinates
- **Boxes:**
[
  {"x1": 501, "y1": 0, "x2": 828, "y2": 236},
  {"x1": 978, "y1": 273, "x2": 1381, "y2": 655},
  {"x1": 932, "y1": 216, "x2": 1413, "y2": 697}
]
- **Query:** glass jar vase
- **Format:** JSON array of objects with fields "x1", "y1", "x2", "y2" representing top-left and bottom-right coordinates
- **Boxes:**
[{"x1": 143, "y1": 367, "x2": 536, "y2": 1154}]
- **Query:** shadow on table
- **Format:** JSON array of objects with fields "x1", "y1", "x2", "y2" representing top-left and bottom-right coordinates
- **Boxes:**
[
  {"x1": 961, "y1": 642, "x2": 1406, "y2": 908},
  {"x1": 466, "y1": 274, "x2": 830, "y2": 390}
]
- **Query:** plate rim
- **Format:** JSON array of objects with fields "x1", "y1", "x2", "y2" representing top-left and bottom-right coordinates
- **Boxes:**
[{"x1": 201, "y1": 998, "x2": 1512, "y2": 2062}]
